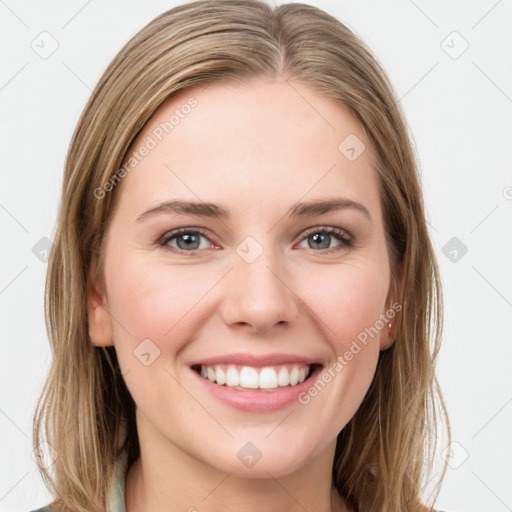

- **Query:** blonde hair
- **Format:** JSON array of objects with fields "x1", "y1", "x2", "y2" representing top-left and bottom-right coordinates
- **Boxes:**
[{"x1": 33, "y1": 1, "x2": 450, "y2": 511}]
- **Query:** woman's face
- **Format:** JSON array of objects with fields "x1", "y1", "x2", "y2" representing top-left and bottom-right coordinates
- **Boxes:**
[{"x1": 88, "y1": 78, "x2": 399, "y2": 477}]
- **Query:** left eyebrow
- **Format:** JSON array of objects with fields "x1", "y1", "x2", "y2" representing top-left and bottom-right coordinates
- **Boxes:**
[{"x1": 136, "y1": 197, "x2": 372, "y2": 223}]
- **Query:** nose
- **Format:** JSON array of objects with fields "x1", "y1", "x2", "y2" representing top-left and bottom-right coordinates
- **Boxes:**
[{"x1": 219, "y1": 250, "x2": 301, "y2": 334}]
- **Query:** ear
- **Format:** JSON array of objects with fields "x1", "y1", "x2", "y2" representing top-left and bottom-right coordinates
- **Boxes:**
[
  {"x1": 379, "y1": 261, "x2": 404, "y2": 351},
  {"x1": 87, "y1": 261, "x2": 114, "y2": 347}
]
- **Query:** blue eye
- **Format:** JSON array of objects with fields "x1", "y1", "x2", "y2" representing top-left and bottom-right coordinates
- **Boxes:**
[
  {"x1": 159, "y1": 228, "x2": 211, "y2": 253},
  {"x1": 298, "y1": 227, "x2": 354, "y2": 253},
  {"x1": 158, "y1": 226, "x2": 354, "y2": 255}
]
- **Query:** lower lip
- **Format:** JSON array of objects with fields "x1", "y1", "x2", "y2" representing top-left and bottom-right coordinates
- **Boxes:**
[{"x1": 190, "y1": 365, "x2": 323, "y2": 413}]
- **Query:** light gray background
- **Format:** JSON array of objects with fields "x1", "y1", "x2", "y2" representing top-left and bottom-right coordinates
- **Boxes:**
[{"x1": 1, "y1": 1, "x2": 511, "y2": 511}]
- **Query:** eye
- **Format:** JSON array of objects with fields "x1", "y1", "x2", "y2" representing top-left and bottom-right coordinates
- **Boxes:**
[
  {"x1": 297, "y1": 227, "x2": 354, "y2": 253},
  {"x1": 158, "y1": 228, "x2": 214, "y2": 253}
]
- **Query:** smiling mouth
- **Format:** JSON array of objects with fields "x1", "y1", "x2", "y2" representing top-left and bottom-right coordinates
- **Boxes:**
[{"x1": 191, "y1": 363, "x2": 321, "y2": 391}]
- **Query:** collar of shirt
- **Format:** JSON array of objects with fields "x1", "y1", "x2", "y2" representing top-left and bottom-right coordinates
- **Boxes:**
[{"x1": 109, "y1": 450, "x2": 129, "y2": 512}]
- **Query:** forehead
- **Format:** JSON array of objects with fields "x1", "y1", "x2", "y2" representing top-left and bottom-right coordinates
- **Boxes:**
[{"x1": 113, "y1": 78, "x2": 381, "y2": 222}]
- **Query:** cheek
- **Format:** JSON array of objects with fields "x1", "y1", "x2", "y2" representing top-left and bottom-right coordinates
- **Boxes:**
[
  {"x1": 292, "y1": 264, "x2": 387, "y2": 433},
  {"x1": 105, "y1": 258, "x2": 216, "y2": 416},
  {"x1": 304, "y1": 263, "x2": 389, "y2": 346},
  {"x1": 106, "y1": 256, "x2": 215, "y2": 351}
]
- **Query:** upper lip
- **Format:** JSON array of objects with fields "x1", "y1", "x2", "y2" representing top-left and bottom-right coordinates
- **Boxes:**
[{"x1": 189, "y1": 353, "x2": 324, "y2": 367}]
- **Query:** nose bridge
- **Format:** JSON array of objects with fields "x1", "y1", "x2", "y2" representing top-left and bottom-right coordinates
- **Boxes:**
[{"x1": 220, "y1": 237, "x2": 300, "y2": 331}]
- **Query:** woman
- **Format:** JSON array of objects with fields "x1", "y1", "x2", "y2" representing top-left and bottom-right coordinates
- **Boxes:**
[{"x1": 30, "y1": 1, "x2": 451, "y2": 511}]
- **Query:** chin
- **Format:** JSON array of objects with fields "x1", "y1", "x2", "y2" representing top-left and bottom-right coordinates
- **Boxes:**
[{"x1": 200, "y1": 442, "x2": 315, "y2": 479}]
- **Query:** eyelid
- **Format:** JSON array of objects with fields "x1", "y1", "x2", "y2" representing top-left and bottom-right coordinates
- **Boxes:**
[{"x1": 298, "y1": 225, "x2": 353, "y2": 242}]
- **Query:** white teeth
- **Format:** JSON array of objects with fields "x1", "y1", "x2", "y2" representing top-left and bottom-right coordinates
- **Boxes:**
[
  {"x1": 239, "y1": 366, "x2": 259, "y2": 388},
  {"x1": 198, "y1": 363, "x2": 311, "y2": 389},
  {"x1": 277, "y1": 367, "x2": 289, "y2": 386},
  {"x1": 259, "y1": 367, "x2": 278, "y2": 389},
  {"x1": 225, "y1": 365, "x2": 240, "y2": 386},
  {"x1": 215, "y1": 366, "x2": 226, "y2": 385}
]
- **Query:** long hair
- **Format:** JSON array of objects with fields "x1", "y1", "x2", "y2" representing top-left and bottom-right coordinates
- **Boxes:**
[{"x1": 33, "y1": 1, "x2": 450, "y2": 511}]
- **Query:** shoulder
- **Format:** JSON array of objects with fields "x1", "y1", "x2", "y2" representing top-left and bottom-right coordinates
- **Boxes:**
[{"x1": 27, "y1": 506, "x2": 53, "y2": 512}]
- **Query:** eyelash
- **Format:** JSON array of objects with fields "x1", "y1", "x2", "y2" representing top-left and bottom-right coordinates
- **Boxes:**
[{"x1": 157, "y1": 226, "x2": 354, "y2": 256}]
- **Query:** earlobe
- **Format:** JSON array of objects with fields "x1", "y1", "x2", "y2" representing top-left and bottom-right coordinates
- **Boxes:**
[
  {"x1": 379, "y1": 323, "x2": 395, "y2": 351},
  {"x1": 87, "y1": 264, "x2": 114, "y2": 347}
]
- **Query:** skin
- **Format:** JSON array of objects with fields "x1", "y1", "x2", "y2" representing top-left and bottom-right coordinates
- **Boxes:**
[{"x1": 87, "y1": 78, "x2": 401, "y2": 512}]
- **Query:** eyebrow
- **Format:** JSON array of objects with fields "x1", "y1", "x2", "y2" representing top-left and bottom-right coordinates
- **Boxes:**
[{"x1": 136, "y1": 198, "x2": 372, "y2": 222}]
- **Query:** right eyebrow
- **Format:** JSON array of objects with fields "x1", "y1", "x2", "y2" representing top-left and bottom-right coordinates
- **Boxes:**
[{"x1": 136, "y1": 200, "x2": 230, "y2": 222}]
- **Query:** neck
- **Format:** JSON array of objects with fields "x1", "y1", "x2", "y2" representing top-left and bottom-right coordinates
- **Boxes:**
[
  {"x1": 126, "y1": 460, "x2": 348, "y2": 512},
  {"x1": 124, "y1": 415, "x2": 350, "y2": 512}
]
